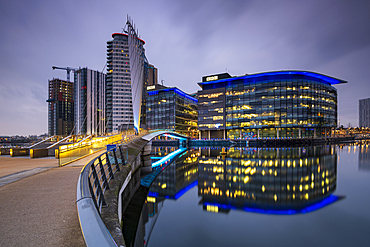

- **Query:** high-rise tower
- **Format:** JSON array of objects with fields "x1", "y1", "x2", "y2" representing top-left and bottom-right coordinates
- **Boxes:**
[
  {"x1": 106, "y1": 18, "x2": 146, "y2": 133},
  {"x1": 47, "y1": 78, "x2": 74, "y2": 136},
  {"x1": 359, "y1": 98, "x2": 370, "y2": 128},
  {"x1": 74, "y1": 68, "x2": 106, "y2": 135}
]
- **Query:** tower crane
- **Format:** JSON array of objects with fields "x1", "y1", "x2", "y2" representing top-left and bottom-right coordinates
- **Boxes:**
[{"x1": 52, "y1": 66, "x2": 79, "y2": 81}]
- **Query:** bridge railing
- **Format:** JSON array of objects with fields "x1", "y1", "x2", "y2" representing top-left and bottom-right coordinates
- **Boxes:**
[{"x1": 77, "y1": 144, "x2": 128, "y2": 246}]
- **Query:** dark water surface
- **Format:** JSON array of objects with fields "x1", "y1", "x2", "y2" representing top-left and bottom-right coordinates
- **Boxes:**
[{"x1": 133, "y1": 144, "x2": 370, "y2": 247}]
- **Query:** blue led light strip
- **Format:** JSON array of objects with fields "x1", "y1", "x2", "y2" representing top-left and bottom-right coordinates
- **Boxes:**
[
  {"x1": 147, "y1": 180, "x2": 198, "y2": 200},
  {"x1": 151, "y1": 148, "x2": 187, "y2": 168},
  {"x1": 148, "y1": 87, "x2": 198, "y2": 103},
  {"x1": 199, "y1": 71, "x2": 347, "y2": 86},
  {"x1": 203, "y1": 194, "x2": 341, "y2": 215}
]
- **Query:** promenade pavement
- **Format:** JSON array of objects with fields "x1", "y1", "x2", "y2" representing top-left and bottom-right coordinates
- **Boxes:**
[{"x1": 0, "y1": 151, "x2": 105, "y2": 247}]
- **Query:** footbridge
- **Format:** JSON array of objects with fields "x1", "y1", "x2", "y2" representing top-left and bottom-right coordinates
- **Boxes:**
[{"x1": 76, "y1": 130, "x2": 190, "y2": 247}]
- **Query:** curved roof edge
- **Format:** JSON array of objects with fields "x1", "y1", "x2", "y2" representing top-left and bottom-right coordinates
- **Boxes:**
[
  {"x1": 198, "y1": 70, "x2": 347, "y2": 86},
  {"x1": 111, "y1": 33, "x2": 145, "y2": 44},
  {"x1": 148, "y1": 87, "x2": 198, "y2": 103}
]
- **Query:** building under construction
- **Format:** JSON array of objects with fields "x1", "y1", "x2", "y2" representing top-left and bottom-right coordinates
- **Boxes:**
[{"x1": 47, "y1": 78, "x2": 74, "y2": 136}]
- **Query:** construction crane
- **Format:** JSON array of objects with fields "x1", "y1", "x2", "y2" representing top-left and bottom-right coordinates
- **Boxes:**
[{"x1": 52, "y1": 66, "x2": 79, "y2": 81}]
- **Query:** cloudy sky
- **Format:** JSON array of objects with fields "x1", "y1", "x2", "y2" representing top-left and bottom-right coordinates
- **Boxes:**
[{"x1": 0, "y1": 0, "x2": 369, "y2": 136}]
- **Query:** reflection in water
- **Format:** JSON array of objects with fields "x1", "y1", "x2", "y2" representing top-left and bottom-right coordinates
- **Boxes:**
[
  {"x1": 358, "y1": 142, "x2": 370, "y2": 171},
  {"x1": 149, "y1": 149, "x2": 199, "y2": 199},
  {"x1": 133, "y1": 146, "x2": 340, "y2": 247},
  {"x1": 134, "y1": 149, "x2": 199, "y2": 247},
  {"x1": 199, "y1": 146, "x2": 339, "y2": 214}
]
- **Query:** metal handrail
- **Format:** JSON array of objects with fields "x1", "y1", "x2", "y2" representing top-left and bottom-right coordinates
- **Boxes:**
[{"x1": 76, "y1": 144, "x2": 127, "y2": 247}]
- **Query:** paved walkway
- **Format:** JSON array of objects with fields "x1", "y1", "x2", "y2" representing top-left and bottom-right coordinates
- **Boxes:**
[{"x1": 0, "y1": 151, "x2": 104, "y2": 247}]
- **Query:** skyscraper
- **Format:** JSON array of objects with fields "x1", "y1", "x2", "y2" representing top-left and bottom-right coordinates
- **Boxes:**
[
  {"x1": 74, "y1": 68, "x2": 106, "y2": 135},
  {"x1": 106, "y1": 20, "x2": 146, "y2": 133},
  {"x1": 47, "y1": 78, "x2": 74, "y2": 136},
  {"x1": 359, "y1": 98, "x2": 370, "y2": 128}
]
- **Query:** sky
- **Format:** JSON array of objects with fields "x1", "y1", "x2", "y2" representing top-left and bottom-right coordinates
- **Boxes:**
[{"x1": 0, "y1": 0, "x2": 369, "y2": 136}]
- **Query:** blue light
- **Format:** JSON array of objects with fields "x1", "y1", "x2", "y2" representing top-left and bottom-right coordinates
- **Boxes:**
[
  {"x1": 174, "y1": 181, "x2": 198, "y2": 200},
  {"x1": 148, "y1": 191, "x2": 159, "y2": 197},
  {"x1": 147, "y1": 180, "x2": 198, "y2": 200},
  {"x1": 151, "y1": 148, "x2": 187, "y2": 168},
  {"x1": 199, "y1": 70, "x2": 347, "y2": 86},
  {"x1": 147, "y1": 87, "x2": 198, "y2": 103},
  {"x1": 203, "y1": 195, "x2": 341, "y2": 215}
]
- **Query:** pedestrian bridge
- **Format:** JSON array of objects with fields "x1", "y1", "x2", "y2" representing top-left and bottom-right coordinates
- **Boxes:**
[{"x1": 142, "y1": 130, "x2": 189, "y2": 142}]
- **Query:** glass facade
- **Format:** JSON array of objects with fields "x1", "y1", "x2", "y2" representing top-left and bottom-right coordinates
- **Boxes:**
[
  {"x1": 198, "y1": 71, "x2": 346, "y2": 139},
  {"x1": 146, "y1": 88, "x2": 198, "y2": 137}
]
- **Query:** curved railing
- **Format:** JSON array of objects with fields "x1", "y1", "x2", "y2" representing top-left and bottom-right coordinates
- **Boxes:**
[
  {"x1": 76, "y1": 144, "x2": 128, "y2": 247},
  {"x1": 76, "y1": 130, "x2": 186, "y2": 246}
]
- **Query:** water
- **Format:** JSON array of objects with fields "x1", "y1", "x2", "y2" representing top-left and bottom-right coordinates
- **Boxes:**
[{"x1": 132, "y1": 144, "x2": 370, "y2": 247}]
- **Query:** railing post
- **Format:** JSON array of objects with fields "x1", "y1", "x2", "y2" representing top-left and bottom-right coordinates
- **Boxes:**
[
  {"x1": 119, "y1": 145, "x2": 126, "y2": 165},
  {"x1": 91, "y1": 162, "x2": 107, "y2": 208},
  {"x1": 106, "y1": 152, "x2": 114, "y2": 180},
  {"x1": 113, "y1": 149, "x2": 120, "y2": 172},
  {"x1": 98, "y1": 157, "x2": 110, "y2": 191}
]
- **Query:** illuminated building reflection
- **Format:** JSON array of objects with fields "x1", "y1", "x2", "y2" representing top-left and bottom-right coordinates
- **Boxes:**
[
  {"x1": 198, "y1": 146, "x2": 340, "y2": 214},
  {"x1": 134, "y1": 146, "x2": 341, "y2": 246},
  {"x1": 358, "y1": 142, "x2": 370, "y2": 171},
  {"x1": 134, "y1": 149, "x2": 199, "y2": 247},
  {"x1": 148, "y1": 149, "x2": 199, "y2": 199}
]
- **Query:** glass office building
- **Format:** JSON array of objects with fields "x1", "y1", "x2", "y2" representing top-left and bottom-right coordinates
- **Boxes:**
[
  {"x1": 146, "y1": 87, "x2": 198, "y2": 137},
  {"x1": 198, "y1": 71, "x2": 347, "y2": 139}
]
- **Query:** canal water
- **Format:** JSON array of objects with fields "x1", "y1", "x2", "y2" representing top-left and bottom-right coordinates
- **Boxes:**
[{"x1": 131, "y1": 144, "x2": 370, "y2": 247}]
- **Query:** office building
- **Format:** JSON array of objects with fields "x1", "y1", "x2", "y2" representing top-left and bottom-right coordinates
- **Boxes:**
[
  {"x1": 141, "y1": 63, "x2": 159, "y2": 129},
  {"x1": 146, "y1": 87, "x2": 198, "y2": 137},
  {"x1": 74, "y1": 68, "x2": 106, "y2": 135},
  {"x1": 106, "y1": 23, "x2": 146, "y2": 133},
  {"x1": 47, "y1": 78, "x2": 74, "y2": 136},
  {"x1": 198, "y1": 71, "x2": 346, "y2": 139},
  {"x1": 359, "y1": 98, "x2": 370, "y2": 128}
]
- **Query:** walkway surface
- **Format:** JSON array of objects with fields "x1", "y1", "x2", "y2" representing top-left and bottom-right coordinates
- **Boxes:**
[{"x1": 0, "y1": 151, "x2": 104, "y2": 247}]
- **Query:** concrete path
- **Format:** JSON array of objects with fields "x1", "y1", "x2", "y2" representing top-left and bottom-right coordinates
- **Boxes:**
[{"x1": 0, "y1": 151, "x2": 105, "y2": 247}]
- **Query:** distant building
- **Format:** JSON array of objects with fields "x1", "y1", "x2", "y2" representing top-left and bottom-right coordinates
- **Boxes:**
[
  {"x1": 197, "y1": 71, "x2": 346, "y2": 139},
  {"x1": 106, "y1": 30, "x2": 146, "y2": 133},
  {"x1": 147, "y1": 64, "x2": 158, "y2": 86},
  {"x1": 146, "y1": 87, "x2": 198, "y2": 137},
  {"x1": 47, "y1": 78, "x2": 74, "y2": 136},
  {"x1": 74, "y1": 68, "x2": 106, "y2": 135},
  {"x1": 359, "y1": 98, "x2": 370, "y2": 128},
  {"x1": 141, "y1": 63, "x2": 159, "y2": 129}
]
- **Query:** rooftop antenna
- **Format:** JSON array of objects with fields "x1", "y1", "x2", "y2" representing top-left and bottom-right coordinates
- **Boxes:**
[{"x1": 161, "y1": 80, "x2": 164, "y2": 86}]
